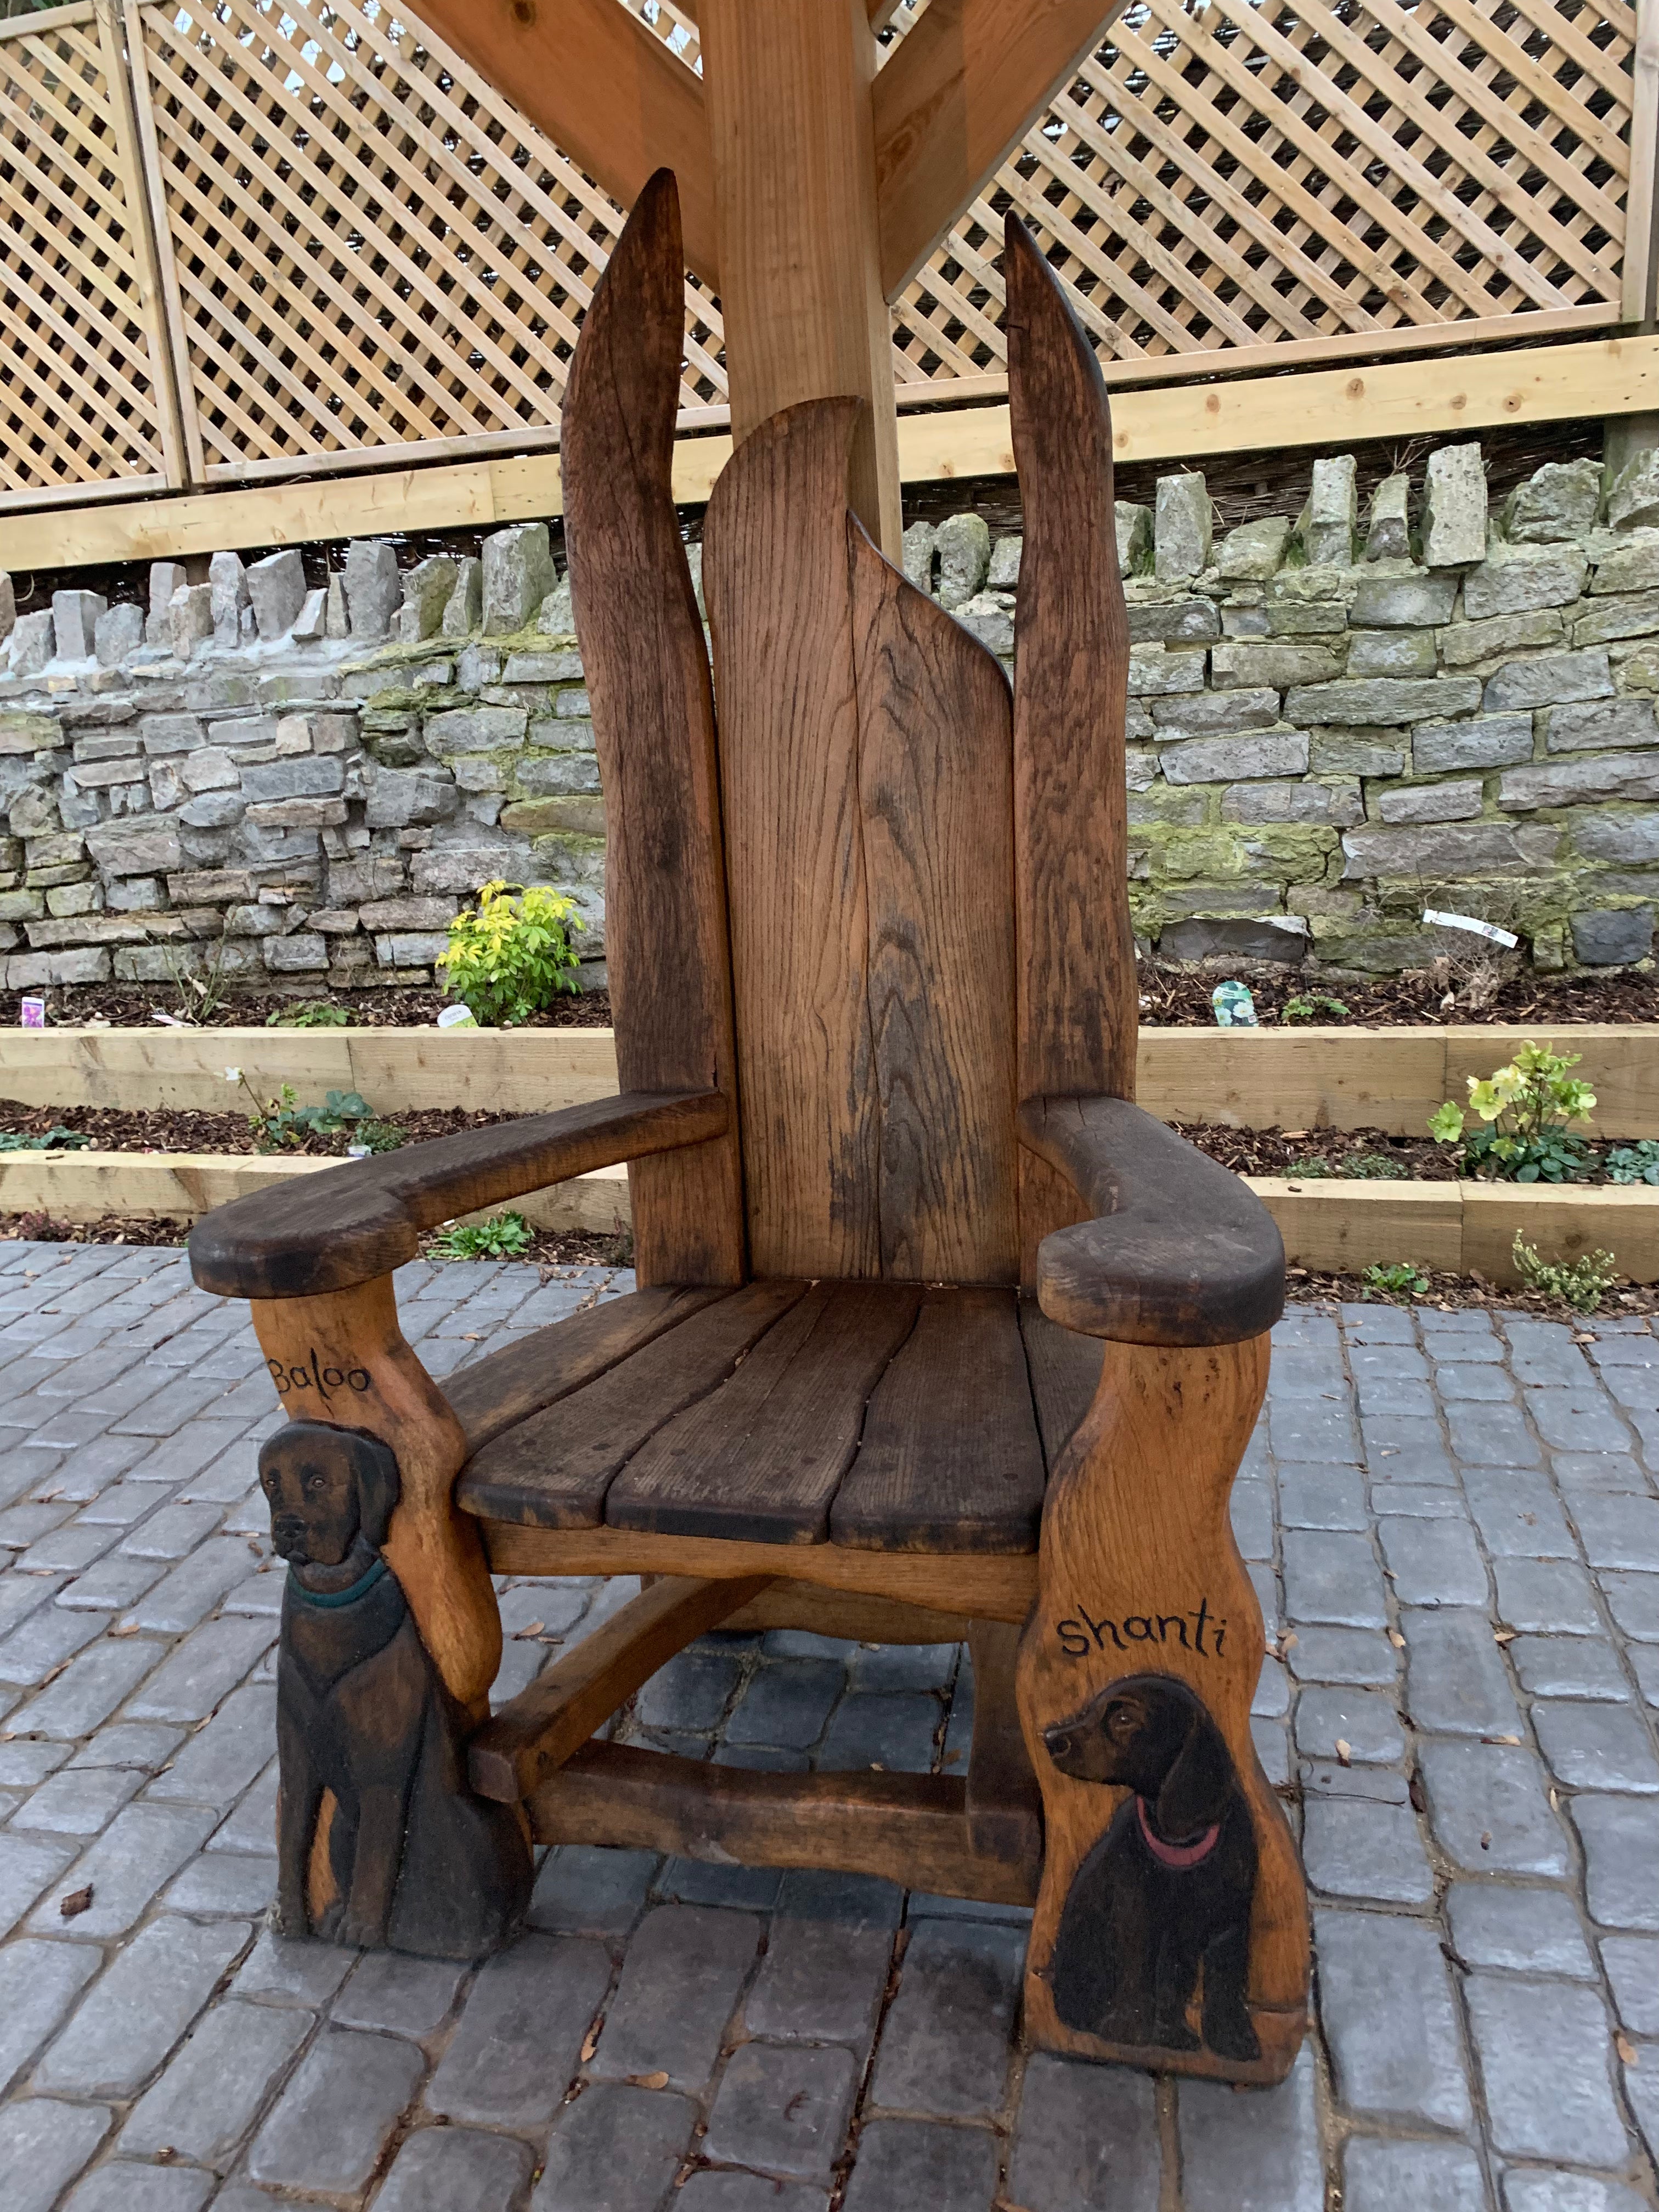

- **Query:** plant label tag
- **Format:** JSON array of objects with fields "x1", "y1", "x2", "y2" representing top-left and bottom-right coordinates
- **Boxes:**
[
  {"x1": 18, "y1": 998, "x2": 44, "y2": 1029},
  {"x1": 1423, "y1": 908, "x2": 1519, "y2": 949}
]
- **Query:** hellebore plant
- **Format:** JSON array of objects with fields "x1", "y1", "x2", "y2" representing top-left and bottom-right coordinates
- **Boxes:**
[{"x1": 1429, "y1": 1041, "x2": 1596, "y2": 1183}]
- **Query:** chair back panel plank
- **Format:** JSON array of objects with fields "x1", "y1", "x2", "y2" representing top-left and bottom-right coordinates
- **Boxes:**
[
  {"x1": 704, "y1": 396, "x2": 881, "y2": 1280},
  {"x1": 831, "y1": 1285, "x2": 1044, "y2": 1554},
  {"x1": 1004, "y1": 214, "x2": 1138, "y2": 1276},
  {"x1": 561, "y1": 168, "x2": 747, "y2": 1288},
  {"x1": 460, "y1": 1280, "x2": 810, "y2": 1530},
  {"x1": 847, "y1": 520, "x2": 1020, "y2": 1285},
  {"x1": 607, "y1": 1279, "x2": 923, "y2": 1544}
]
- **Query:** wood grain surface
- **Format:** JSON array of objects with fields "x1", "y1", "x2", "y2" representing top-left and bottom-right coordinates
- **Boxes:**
[
  {"x1": 561, "y1": 171, "x2": 746, "y2": 1289},
  {"x1": 1020, "y1": 1296, "x2": 1106, "y2": 1466},
  {"x1": 704, "y1": 397, "x2": 880, "y2": 1280},
  {"x1": 966, "y1": 1618, "x2": 1045, "y2": 1864},
  {"x1": 847, "y1": 516, "x2": 1019, "y2": 1285},
  {"x1": 1019, "y1": 1094, "x2": 1285, "y2": 1345},
  {"x1": 1004, "y1": 212, "x2": 1137, "y2": 1278},
  {"x1": 1016, "y1": 1333, "x2": 1308, "y2": 2084},
  {"x1": 831, "y1": 1286, "x2": 1044, "y2": 1551}
]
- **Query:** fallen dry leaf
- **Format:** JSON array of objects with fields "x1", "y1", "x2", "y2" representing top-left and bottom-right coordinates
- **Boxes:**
[
  {"x1": 631, "y1": 2070, "x2": 669, "y2": 2091},
  {"x1": 1493, "y1": 1628, "x2": 1517, "y2": 1646},
  {"x1": 1335, "y1": 1739, "x2": 1352, "y2": 1768},
  {"x1": 59, "y1": 1885, "x2": 93, "y2": 1919},
  {"x1": 1618, "y1": 2032, "x2": 1638, "y2": 2066},
  {"x1": 580, "y1": 2024, "x2": 601, "y2": 2062},
  {"x1": 1281, "y1": 1632, "x2": 1298, "y2": 1651},
  {"x1": 1572, "y1": 1332, "x2": 1597, "y2": 1346},
  {"x1": 1481, "y1": 1734, "x2": 1522, "y2": 1746},
  {"x1": 109, "y1": 1622, "x2": 139, "y2": 1638},
  {"x1": 512, "y1": 1622, "x2": 545, "y2": 1640},
  {"x1": 1387, "y1": 1629, "x2": 1406, "y2": 1650}
]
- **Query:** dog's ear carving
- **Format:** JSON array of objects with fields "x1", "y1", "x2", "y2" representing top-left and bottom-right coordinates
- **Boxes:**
[
  {"x1": 343, "y1": 1427, "x2": 402, "y2": 1550},
  {"x1": 1155, "y1": 1703, "x2": 1233, "y2": 1838}
]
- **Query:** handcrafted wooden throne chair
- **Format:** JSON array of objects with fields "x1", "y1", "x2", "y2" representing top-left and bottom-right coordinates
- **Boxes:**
[{"x1": 191, "y1": 173, "x2": 1308, "y2": 2084}]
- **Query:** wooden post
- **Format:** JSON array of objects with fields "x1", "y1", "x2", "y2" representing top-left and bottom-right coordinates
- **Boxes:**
[
  {"x1": 696, "y1": 0, "x2": 902, "y2": 557},
  {"x1": 1626, "y1": 0, "x2": 1658, "y2": 328}
]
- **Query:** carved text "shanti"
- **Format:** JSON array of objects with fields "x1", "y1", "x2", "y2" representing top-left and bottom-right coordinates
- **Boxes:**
[{"x1": 1055, "y1": 1599, "x2": 1227, "y2": 1660}]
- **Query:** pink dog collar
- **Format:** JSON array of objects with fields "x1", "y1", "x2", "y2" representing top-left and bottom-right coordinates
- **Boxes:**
[{"x1": 1136, "y1": 1795, "x2": 1220, "y2": 1869}]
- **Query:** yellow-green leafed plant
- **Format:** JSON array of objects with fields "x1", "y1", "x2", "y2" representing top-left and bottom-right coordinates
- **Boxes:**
[
  {"x1": 1427, "y1": 1041, "x2": 1596, "y2": 1184},
  {"x1": 436, "y1": 881, "x2": 582, "y2": 1027},
  {"x1": 1511, "y1": 1232, "x2": 1617, "y2": 1314}
]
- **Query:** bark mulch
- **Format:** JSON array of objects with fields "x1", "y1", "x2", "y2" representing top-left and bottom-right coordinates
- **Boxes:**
[
  {"x1": 1137, "y1": 963, "x2": 1658, "y2": 1028},
  {"x1": 0, "y1": 985, "x2": 614, "y2": 1030}
]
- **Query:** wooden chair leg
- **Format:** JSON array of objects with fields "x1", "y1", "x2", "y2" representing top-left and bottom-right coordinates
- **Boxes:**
[{"x1": 1016, "y1": 1333, "x2": 1308, "y2": 2086}]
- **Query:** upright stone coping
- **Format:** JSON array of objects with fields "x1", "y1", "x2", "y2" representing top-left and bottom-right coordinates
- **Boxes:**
[{"x1": 0, "y1": 435, "x2": 1656, "y2": 987}]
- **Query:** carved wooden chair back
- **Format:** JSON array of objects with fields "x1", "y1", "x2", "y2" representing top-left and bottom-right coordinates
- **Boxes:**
[{"x1": 562, "y1": 170, "x2": 1138, "y2": 1295}]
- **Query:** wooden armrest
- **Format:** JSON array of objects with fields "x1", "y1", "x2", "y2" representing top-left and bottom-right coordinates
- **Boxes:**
[
  {"x1": 188, "y1": 1090, "x2": 730, "y2": 1301},
  {"x1": 1018, "y1": 1095, "x2": 1284, "y2": 1347}
]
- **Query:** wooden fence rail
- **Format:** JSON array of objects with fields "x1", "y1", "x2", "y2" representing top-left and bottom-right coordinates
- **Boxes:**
[{"x1": 1, "y1": 0, "x2": 1653, "y2": 514}]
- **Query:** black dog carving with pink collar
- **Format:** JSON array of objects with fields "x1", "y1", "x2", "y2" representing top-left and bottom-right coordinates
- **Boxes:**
[{"x1": 1042, "y1": 1673, "x2": 1259, "y2": 2061}]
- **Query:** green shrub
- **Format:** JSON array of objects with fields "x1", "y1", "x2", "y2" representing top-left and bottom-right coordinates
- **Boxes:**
[
  {"x1": 267, "y1": 1002, "x2": 352, "y2": 1028},
  {"x1": 228, "y1": 1073, "x2": 402, "y2": 1154},
  {"x1": 437, "y1": 881, "x2": 582, "y2": 1026},
  {"x1": 430, "y1": 1211, "x2": 534, "y2": 1260},
  {"x1": 1280, "y1": 994, "x2": 1350, "y2": 1025},
  {"x1": 1344, "y1": 1152, "x2": 1409, "y2": 1181},
  {"x1": 1288, "y1": 1158, "x2": 1336, "y2": 1178},
  {"x1": 1606, "y1": 1140, "x2": 1659, "y2": 1187},
  {"x1": 1511, "y1": 1232, "x2": 1617, "y2": 1314},
  {"x1": 0, "y1": 1127, "x2": 91, "y2": 1153},
  {"x1": 1428, "y1": 1041, "x2": 1595, "y2": 1183},
  {"x1": 1362, "y1": 1261, "x2": 1429, "y2": 1301}
]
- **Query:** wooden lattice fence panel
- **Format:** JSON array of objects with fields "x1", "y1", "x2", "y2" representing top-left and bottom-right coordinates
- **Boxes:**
[
  {"x1": 0, "y1": 0, "x2": 175, "y2": 504},
  {"x1": 893, "y1": 0, "x2": 1639, "y2": 391},
  {"x1": 128, "y1": 0, "x2": 726, "y2": 483}
]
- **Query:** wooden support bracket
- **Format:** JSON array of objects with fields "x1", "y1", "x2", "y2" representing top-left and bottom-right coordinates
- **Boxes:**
[{"x1": 469, "y1": 1572, "x2": 772, "y2": 1802}]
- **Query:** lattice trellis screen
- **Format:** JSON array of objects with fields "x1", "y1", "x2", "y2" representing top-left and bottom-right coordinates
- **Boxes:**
[
  {"x1": 0, "y1": 0, "x2": 173, "y2": 503},
  {"x1": 127, "y1": 0, "x2": 725, "y2": 483},
  {"x1": 894, "y1": 0, "x2": 1638, "y2": 391}
]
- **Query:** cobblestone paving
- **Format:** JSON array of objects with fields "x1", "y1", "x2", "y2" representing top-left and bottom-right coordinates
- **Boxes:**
[{"x1": 0, "y1": 1240, "x2": 1656, "y2": 2209}]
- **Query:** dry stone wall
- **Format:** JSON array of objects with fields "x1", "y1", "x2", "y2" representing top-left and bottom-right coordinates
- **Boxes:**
[{"x1": 1, "y1": 435, "x2": 1657, "y2": 994}]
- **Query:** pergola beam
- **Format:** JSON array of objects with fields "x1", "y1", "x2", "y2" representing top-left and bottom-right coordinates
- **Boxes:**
[{"x1": 872, "y1": 0, "x2": 1131, "y2": 300}]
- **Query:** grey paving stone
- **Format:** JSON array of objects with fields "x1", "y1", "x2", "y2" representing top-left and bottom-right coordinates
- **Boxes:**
[
  {"x1": 1418, "y1": 1739, "x2": 1570, "y2": 1875},
  {"x1": 247, "y1": 2022, "x2": 424, "y2": 2191},
  {"x1": 533, "y1": 2084, "x2": 697, "y2": 2212},
  {"x1": 704, "y1": 2041, "x2": 858, "y2": 2182},
  {"x1": 1342, "y1": 2138, "x2": 1487, "y2": 2212},
  {"x1": 744, "y1": 1917, "x2": 891, "y2": 2047},
  {"x1": 1276, "y1": 1465, "x2": 1367, "y2": 1530},
  {"x1": 1178, "y1": 2045, "x2": 1323, "y2": 2212},
  {"x1": 37, "y1": 1914, "x2": 249, "y2": 2096},
  {"x1": 1268, "y1": 1397, "x2": 1361, "y2": 1463},
  {"x1": 380, "y1": 2125, "x2": 535, "y2": 2212},
  {"x1": 775, "y1": 1871, "x2": 904, "y2": 1928},
  {"x1": 1626, "y1": 2053, "x2": 1659, "y2": 2176},
  {"x1": 1552, "y1": 1452, "x2": 1653, "y2": 1494},
  {"x1": 123, "y1": 1612, "x2": 272, "y2": 1722},
  {"x1": 1465, "y1": 1973, "x2": 1628, "y2": 2164},
  {"x1": 0, "y1": 2097, "x2": 112, "y2": 2212},
  {"x1": 30, "y1": 1802, "x2": 215, "y2": 1937},
  {"x1": 1446, "y1": 1401, "x2": 1541, "y2": 1466},
  {"x1": 0, "y1": 1934, "x2": 100, "y2": 2092},
  {"x1": 657, "y1": 1854, "x2": 783, "y2": 1911},
  {"x1": 119, "y1": 1997, "x2": 311, "y2": 2168},
  {"x1": 129, "y1": 1539, "x2": 268, "y2": 1633},
  {"x1": 676, "y1": 2176, "x2": 828, "y2": 2212},
  {"x1": 1572, "y1": 1793, "x2": 1659, "y2": 1928},
  {"x1": 145, "y1": 1681, "x2": 275, "y2": 1805},
  {"x1": 1533, "y1": 1697, "x2": 1659, "y2": 1790},
  {"x1": 1362, "y1": 1418, "x2": 1458, "y2": 1486},
  {"x1": 636, "y1": 1645, "x2": 744, "y2": 1732},
  {"x1": 61, "y1": 2168, "x2": 216, "y2": 2212},
  {"x1": 1462, "y1": 1470, "x2": 1576, "y2": 1558},
  {"x1": 58, "y1": 1555, "x2": 166, "y2": 1613},
  {"x1": 1301, "y1": 1793, "x2": 1435, "y2": 1903},
  {"x1": 9, "y1": 1761, "x2": 142, "y2": 1833},
  {"x1": 1344, "y1": 1303, "x2": 1417, "y2": 1342},
  {"x1": 234, "y1": 1928, "x2": 357, "y2": 2008},
  {"x1": 1230, "y1": 1480, "x2": 1274, "y2": 1559},
  {"x1": 1284, "y1": 1625, "x2": 1398, "y2": 1686},
  {"x1": 428, "y1": 1932, "x2": 611, "y2": 2122},
  {"x1": 1510, "y1": 1635, "x2": 1632, "y2": 1700},
  {"x1": 1293, "y1": 1684, "x2": 1405, "y2": 1763},
  {"x1": 1434, "y1": 1361, "x2": 1517, "y2": 1398},
  {"x1": 67, "y1": 1719, "x2": 183, "y2": 1770},
  {"x1": 1526, "y1": 1389, "x2": 1632, "y2": 1454},
  {"x1": 1005, "y1": 2054, "x2": 1158, "y2": 2212},
  {"x1": 1600, "y1": 1570, "x2": 1659, "y2": 1641},
  {"x1": 166, "y1": 1851, "x2": 273, "y2": 1921},
  {"x1": 1574, "y1": 1493, "x2": 1659, "y2": 1571},
  {"x1": 1251, "y1": 1655, "x2": 1290, "y2": 1718},
  {"x1": 1632, "y1": 1644, "x2": 1659, "y2": 1707},
  {"x1": 330, "y1": 1949, "x2": 466, "y2": 2038},
  {"x1": 1601, "y1": 1933, "x2": 1659, "y2": 2033},
  {"x1": 1502, "y1": 2177, "x2": 1650, "y2": 2212},
  {"x1": 847, "y1": 1642, "x2": 961, "y2": 1692},
  {"x1": 1370, "y1": 1483, "x2": 1470, "y2": 1518},
  {"x1": 1446, "y1": 1882, "x2": 1596, "y2": 1978},
  {"x1": 1379, "y1": 1514, "x2": 1489, "y2": 1606},
  {"x1": 1282, "y1": 1530, "x2": 1387, "y2": 1627},
  {"x1": 1267, "y1": 1347, "x2": 1349, "y2": 1395},
  {"x1": 1494, "y1": 1556, "x2": 1605, "y2": 1633},
  {"x1": 725, "y1": 1660, "x2": 844, "y2": 1749},
  {"x1": 533, "y1": 1840, "x2": 663, "y2": 1928},
  {"x1": 8, "y1": 1636, "x2": 163, "y2": 1737},
  {"x1": 868, "y1": 1920, "x2": 1024, "y2": 2119},
  {"x1": 818, "y1": 1691, "x2": 940, "y2": 1774},
  {"x1": 1403, "y1": 1608, "x2": 1522, "y2": 1735},
  {"x1": 1357, "y1": 1376, "x2": 1437, "y2": 1420},
  {"x1": 0, "y1": 1596, "x2": 115, "y2": 1691},
  {"x1": 1316, "y1": 1910, "x2": 1472, "y2": 2130},
  {"x1": 585, "y1": 1905, "x2": 761, "y2": 2092}
]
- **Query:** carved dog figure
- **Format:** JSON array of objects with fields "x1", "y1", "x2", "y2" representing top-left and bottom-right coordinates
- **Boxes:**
[
  {"x1": 1042, "y1": 1673, "x2": 1258, "y2": 2061},
  {"x1": 263, "y1": 1421, "x2": 530, "y2": 1960}
]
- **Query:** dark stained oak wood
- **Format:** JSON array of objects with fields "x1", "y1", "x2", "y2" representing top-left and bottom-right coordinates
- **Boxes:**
[
  {"x1": 719, "y1": 1585, "x2": 979, "y2": 1644},
  {"x1": 469, "y1": 1573, "x2": 772, "y2": 1802},
  {"x1": 966, "y1": 1619, "x2": 1044, "y2": 1865},
  {"x1": 606, "y1": 1280, "x2": 923, "y2": 1544},
  {"x1": 1019, "y1": 1096, "x2": 1284, "y2": 1346},
  {"x1": 562, "y1": 170, "x2": 747, "y2": 1290},
  {"x1": 444, "y1": 1286, "x2": 735, "y2": 1460},
  {"x1": 190, "y1": 1092, "x2": 729, "y2": 1301},
  {"x1": 528, "y1": 1742, "x2": 1040, "y2": 1902},
  {"x1": 831, "y1": 1286, "x2": 1044, "y2": 1553},
  {"x1": 703, "y1": 396, "x2": 880, "y2": 1280},
  {"x1": 847, "y1": 517, "x2": 1018, "y2": 1285},
  {"x1": 458, "y1": 1281, "x2": 809, "y2": 1530},
  {"x1": 1005, "y1": 212, "x2": 1138, "y2": 1279},
  {"x1": 1020, "y1": 1295, "x2": 1105, "y2": 1466}
]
